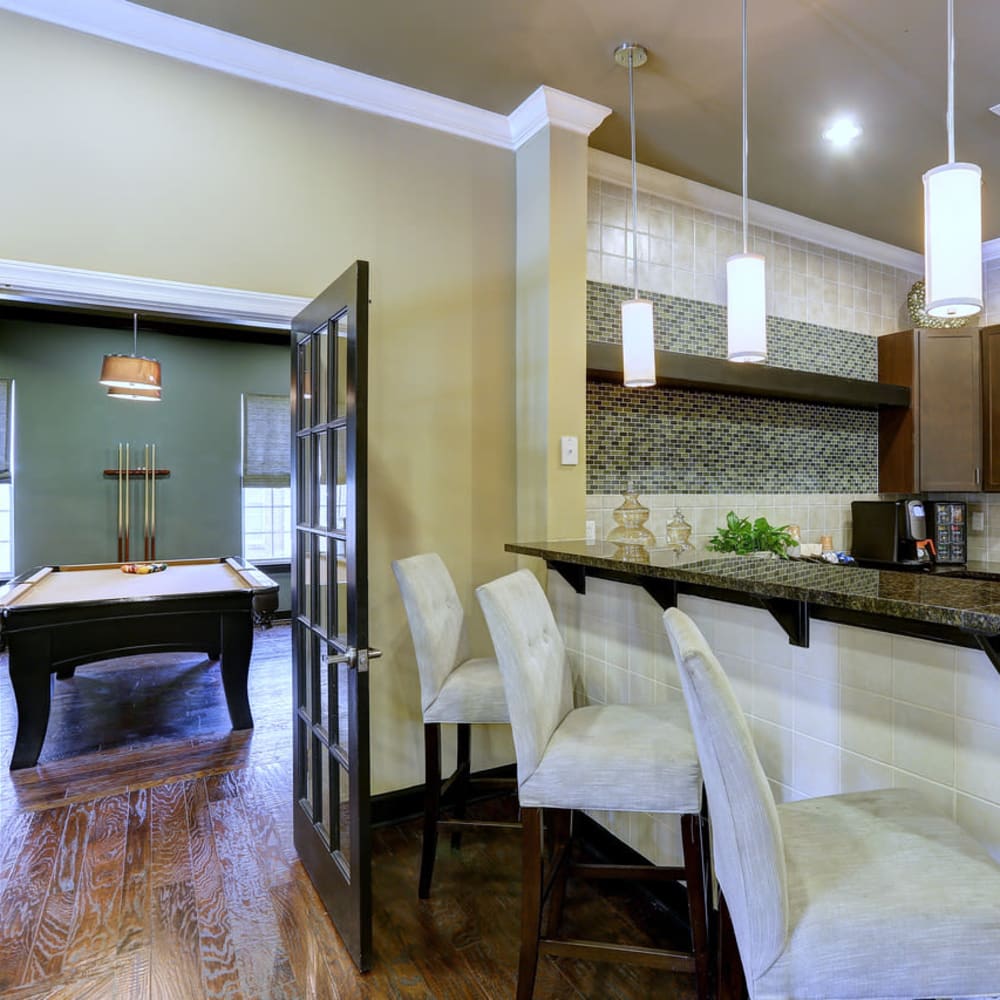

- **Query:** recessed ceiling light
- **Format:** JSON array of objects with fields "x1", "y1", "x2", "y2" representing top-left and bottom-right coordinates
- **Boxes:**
[{"x1": 822, "y1": 118, "x2": 863, "y2": 148}]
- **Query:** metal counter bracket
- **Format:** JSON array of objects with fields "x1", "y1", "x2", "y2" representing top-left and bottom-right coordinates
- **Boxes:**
[
  {"x1": 973, "y1": 634, "x2": 1000, "y2": 676},
  {"x1": 549, "y1": 561, "x2": 679, "y2": 610},
  {"x1": 759, "y1": 597, "x2": 810, "y2": 647},
  {"x1": 640, "y1": 580, "x2": 679, "y2": 610},
  {"x1": 551, "y1": 561, "x2": 587, "y2": 595}
]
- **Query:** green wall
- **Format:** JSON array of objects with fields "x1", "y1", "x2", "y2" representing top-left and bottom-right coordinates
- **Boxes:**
[{"x1": 0, "y1": 319, "x2": 290, "y2": 607}]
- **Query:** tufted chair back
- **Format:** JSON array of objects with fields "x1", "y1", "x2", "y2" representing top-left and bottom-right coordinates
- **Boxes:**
[
  {"x1": 476, "y1": 569, "x2": 575, "y2": 786},
  {"x1": 392, "y1": 553, "x2": 469, "y2": 713},
  {"x1": 663, "y1": 607, "x2": 789, "y2": 984}
]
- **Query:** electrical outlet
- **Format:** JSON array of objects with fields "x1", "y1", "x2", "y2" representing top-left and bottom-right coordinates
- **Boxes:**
[{"x1": 972, "y1": 510, "x2": 985, "y2": 532}]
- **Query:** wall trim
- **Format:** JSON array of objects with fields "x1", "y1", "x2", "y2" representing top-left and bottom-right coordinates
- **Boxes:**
[
  {"x1": 509, "y1": 86, "x2": 611, "y2": 148},
  {"x1": 0, "y1": 258, "x2": 308, "y2": 328},
  {"x1": 1, "y1": 0, "x2": 608, "y2": 149},
  {"x1": 589, "y1": 149, "x2": 925, "y2": 274}
]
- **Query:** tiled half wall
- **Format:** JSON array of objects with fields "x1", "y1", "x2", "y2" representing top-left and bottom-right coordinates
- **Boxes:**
[{"x1": 549, "y1": 574, "x2": 1000, "y2": 870}]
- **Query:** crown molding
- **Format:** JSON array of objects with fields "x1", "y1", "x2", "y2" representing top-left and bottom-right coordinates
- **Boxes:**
[
  {"x1": 0, "y1": 258, "x2": 307, "y2": 327},
  {"x1": 0, "y1": 0, "x2": 609, "y2": 150},
  {"x1": 588, "y1": 149, "x2": 925, "y2": 274},
  {"x1": 509, "y1": 86, "x2": 612, "y2": 148}
]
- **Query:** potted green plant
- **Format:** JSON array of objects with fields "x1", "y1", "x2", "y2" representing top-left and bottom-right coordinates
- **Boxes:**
[{"x1": 707, "y1": 511, "x2": 797, "y2": 558}]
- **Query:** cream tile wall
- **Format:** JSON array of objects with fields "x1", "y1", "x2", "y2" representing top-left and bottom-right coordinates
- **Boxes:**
[
  {"x1": 549, "y1": 573, "x2": 1000, "y2": 869},
  {"x1": 587, "y1": 179, "x2": 919, "y2": 338},
  {"x1": 586, "y1": 492, "x2": 877, "y2": 556}
]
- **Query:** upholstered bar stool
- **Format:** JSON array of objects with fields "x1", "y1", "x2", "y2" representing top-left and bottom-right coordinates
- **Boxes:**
[
  {"x1": 663, "y1": 606, "x2": 1000, "y2": 1000},
  {"x1": 392, "y1": 553, "x2": 518, "y2": 899},
  {"x1": 476, "y1": 569, "x2": 710, "y2": 1000}
]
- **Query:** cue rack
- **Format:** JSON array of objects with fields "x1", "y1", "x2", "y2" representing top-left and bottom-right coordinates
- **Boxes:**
[{"x1": 103, "y1": 443, "x2": 170, "y2": 561}]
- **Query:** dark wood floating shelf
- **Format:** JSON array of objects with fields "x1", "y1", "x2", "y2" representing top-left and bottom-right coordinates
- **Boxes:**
[{"x1": 586, "y1": 342, "x2": 910, "y2": 409}]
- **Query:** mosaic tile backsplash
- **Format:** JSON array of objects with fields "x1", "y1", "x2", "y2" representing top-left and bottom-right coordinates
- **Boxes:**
[
  {"x1": 586, "y1": 281, "x2": 877, "y2": 380},
  {"x1": 586, "y1": 280, "x2": 879, "y2": 495},
  {"x1": 588, "y1": 382, "x2": 877, "y2": 494}
]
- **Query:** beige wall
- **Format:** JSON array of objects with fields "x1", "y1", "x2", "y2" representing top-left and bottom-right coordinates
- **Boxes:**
[
  {"x1": 0, "y1": 12, "x2": 519, "y2": 793},
  {"x1": 515, "y1": 127, "x2": 588, "y2": 546}
]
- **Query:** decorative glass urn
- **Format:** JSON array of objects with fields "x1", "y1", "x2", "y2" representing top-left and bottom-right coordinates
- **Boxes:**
[
  {"x1": 664, "y1": 509, "x2": 694, "y2": 554},
  {"x1": 607, "y1": 489, "x2": 656, "y2": 560}
]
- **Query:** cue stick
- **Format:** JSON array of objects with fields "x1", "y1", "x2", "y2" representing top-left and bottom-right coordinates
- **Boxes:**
[
  {"x1": 151, "y1": 443, "x2": 156, "y2": 560},
  {"x1": 124, "y1": 442, "x2": 130, "y2": 562},
  {"x1": 117, "y1": 442, "x2": 124, "y2": 562},
  {"x1": 143, "y1": 443, "x2": 150, "y2": 561}
]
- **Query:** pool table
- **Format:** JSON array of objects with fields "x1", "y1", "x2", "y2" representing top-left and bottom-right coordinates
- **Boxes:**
[{"x1": 0, "y1": 557, "x2": 279, "y2": 770}]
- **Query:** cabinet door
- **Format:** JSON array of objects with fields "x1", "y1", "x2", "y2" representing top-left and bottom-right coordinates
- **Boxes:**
[
  {"x1": 918, "y1": 328, "x2": 981, "y2": 492},
  {"x1": 878, "y1": 330, "x2": 918, "y2": 493},
  {"x1": 982, "y1": 326, "x2": 1000, "y2": 491}
]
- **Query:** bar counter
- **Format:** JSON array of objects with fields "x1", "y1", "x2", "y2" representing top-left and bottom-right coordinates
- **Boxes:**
[
  {"x1": 506, "y1": 539, "x2": 1000, "y2": 868},
  {"x1": 507, "y1": 540, "x2": 1000, "y2": 669}
]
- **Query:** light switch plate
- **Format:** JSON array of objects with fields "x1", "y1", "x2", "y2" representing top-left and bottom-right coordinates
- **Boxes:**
[
  {"x1": 972, "y1": 510, "x2": 985, "y2": 532},
  {"x1": 560, "y1": 435, "x2": 579, "y2": 466}
]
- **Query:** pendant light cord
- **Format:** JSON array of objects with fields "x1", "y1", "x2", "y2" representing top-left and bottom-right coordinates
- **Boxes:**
[
  {"x1": 946, "y1": 0, "x2": 955, "y2": 164},
  {"x1": 741, "y1": 0, "x2": 749, "y2": 254},
  {"x1": 628, "y1": 51, "x2": 640, "y2": 300},
  {"x1": 133, "y1": 313, "x2": 138, "y2": 358}
]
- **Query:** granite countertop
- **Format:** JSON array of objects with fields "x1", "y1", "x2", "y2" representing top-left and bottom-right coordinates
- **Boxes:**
[{"x1": 506, "y1": 540, "x2": 1000, "y2": 636}]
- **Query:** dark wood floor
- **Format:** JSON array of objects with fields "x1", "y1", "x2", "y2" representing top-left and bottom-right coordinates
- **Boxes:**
[{"x1": 0, "y1": 625, "x2": 699, "y2": 999}]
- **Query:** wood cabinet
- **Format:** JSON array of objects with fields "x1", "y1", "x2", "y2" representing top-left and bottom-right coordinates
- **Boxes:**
[
  {"x1": 878, "y1": 328, "x2": 982, "y2": 493},
  {"x1": 981, "y1": 325, "x2": 1000, "y2": 491}
]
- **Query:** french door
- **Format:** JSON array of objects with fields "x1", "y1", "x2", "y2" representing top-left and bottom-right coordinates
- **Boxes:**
[{"x1": 291, "y1": 261, "x2": 374, "y2": 970}]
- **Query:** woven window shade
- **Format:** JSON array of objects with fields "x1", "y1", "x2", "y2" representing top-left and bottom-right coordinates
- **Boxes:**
[
  {"x1": 243, "y1": 393, "x2": 290, "y2": 488},
  {"x1": 0, "y1": 379, "x2": 10, "y2": 483}
]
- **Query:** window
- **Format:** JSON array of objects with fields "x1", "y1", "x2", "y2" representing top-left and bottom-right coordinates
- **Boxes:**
[
  {"x1": 242, "y1": 393, "x2": 291, "y2": 562},
  {"x1": 0, "y1": 379, "x2": 11, "y2": 577}
]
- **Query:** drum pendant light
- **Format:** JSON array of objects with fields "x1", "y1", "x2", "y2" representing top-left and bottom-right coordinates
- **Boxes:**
[
  {"x1": 923, "y1": 0, "x2": 982, "y2": 319},
  {"x1": 615, "y1": 42, "x2": 655, "y2": 388},
  {"x1": 727, "y1": 0, "x2": 767, "y2": 363},
  {"x1": 100, "y1": 313, "x2": 162, "y2": 393}
]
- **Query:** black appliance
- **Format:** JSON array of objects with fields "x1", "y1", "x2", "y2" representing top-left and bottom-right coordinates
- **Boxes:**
[
  {"x1": 851, "y1": 499, "x2": 967, "y2": 568},
  {"x1": 851, "y1": 499, "x2": 934, "y2": 567},
  {"x1": 926, "y1": 500, "x2": 967, "y2": 565}
]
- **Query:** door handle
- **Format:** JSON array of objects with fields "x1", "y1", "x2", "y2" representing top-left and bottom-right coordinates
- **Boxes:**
[
  {"x1": 321, "y1": 647, "x2": 355, "y2": 667},
  {"x1": 320, "y1": 647, "x2": 381, "y2": 671}
]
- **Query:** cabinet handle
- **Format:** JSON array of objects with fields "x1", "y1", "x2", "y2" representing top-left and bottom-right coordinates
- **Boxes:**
[{"x1": 976, "y1": 467, "x2": 982, "y2": 486}]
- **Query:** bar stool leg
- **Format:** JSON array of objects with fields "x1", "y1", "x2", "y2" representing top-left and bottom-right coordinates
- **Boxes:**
[
  {"x1": 451, "y1": 722, "x2": 472, "y2": 850},
  {"x1": 682, "y1": 811, "x2": 712, "y2": 1000},
  {"x1": 717, "y1": 894, "x2": 747, "y2": 1000},
  {"x1": 517, "y1": 807, "x2": 545, "y2": 1000},
  {"x1": 419, "y1": 722, "x2": 442, "y2": 899},
  {"x1": 543, "y1": 808, "x2": 572, "y2": 938}
]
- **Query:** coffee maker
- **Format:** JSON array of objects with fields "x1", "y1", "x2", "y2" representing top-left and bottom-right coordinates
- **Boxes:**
[{"x1": 851, "y1": 500, "x2": 937, "y2": 568}]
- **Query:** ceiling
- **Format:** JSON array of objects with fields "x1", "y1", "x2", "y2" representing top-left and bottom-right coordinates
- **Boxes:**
[{"x1": 131, "y1": 0, "x2": 1000, "y2": 253}]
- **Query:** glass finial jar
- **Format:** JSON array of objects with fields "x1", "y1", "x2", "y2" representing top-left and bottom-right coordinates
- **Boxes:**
[{"x1": 664, "y1": 509, "x2": 694, "y2": 553}]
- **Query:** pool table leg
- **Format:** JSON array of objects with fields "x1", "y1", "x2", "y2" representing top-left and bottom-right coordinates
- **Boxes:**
[
  {"x1": 219, "y1": 611, "x2": 254, "y2": 730},
  {"x1": 8, "y1": 631, "x2": 53, "y2": 770}
]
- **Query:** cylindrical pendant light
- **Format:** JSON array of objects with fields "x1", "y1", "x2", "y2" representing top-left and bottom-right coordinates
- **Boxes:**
[
  {"x1": 99, "y1": 313, "x2": 162, "y2": 391},
  {"x1": 727, "y1": 253, "x2": 767, "y2": 360},
  {"x1": 615, "y1": 42, "x2": 655, "y2": 388},
  {"x1": 923, "y1": 0, "x2": 982, "y2": 320},
  {"x1": 727, "y1": 0, "x2": 767, "y2": 363}
]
